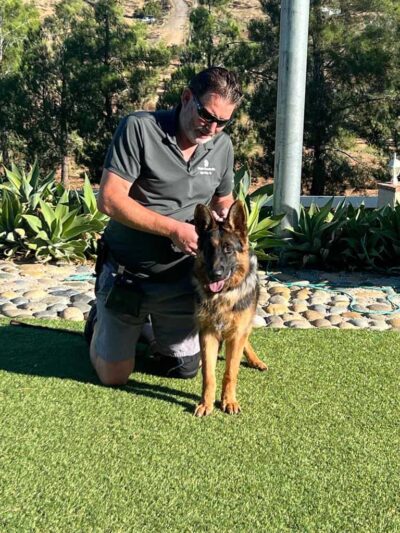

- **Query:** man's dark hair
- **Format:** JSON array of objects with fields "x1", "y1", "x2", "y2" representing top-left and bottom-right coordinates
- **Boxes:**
[{"x1": 189, "y1": 67, "x2": 242, "y2": 105}]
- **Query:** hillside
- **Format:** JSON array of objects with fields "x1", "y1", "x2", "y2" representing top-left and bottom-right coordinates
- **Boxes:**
[{"x1": 31, "y1": 0, "x2": 263, "y2": 45}]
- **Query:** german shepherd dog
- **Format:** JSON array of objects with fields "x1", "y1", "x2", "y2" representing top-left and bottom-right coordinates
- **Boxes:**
[{"x1": 193, "y1": 200, "x2": 268, "y2": 417}]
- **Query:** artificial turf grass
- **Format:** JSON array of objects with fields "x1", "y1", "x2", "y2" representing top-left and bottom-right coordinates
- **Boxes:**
[{"x1": 0, "y1": 319, "x2": 399, "y2": 532}]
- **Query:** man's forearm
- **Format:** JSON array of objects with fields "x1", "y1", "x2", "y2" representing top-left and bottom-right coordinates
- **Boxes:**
[
  {"x1": 97, "y1": 171, "x2": 198, "y2": 254},
  {"x1": 99, "y1": 189, "x2": 178, "y2": 238}
]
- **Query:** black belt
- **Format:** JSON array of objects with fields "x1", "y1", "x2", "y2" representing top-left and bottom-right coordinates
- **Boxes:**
[{"x1": 107, "y1": 254, "x2": 194, "y2": 284}]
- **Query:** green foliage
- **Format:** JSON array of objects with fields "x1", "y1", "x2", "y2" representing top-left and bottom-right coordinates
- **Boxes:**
[
  {"x1": 240, "y1": 0, "x2": 400, "y2": 193},
  {"x1": 0, "y1": 162, "x2": 108, "y2": 262},
  {"x1": 282, "y1": 200, "x2": 347, "y2": 268},
  {"x1": 0, "y1": 160, "x2": 57, "y2": 210},
  {"x1": 283, "y1": 200, "x2": 400, "y2": 273},
  {"x1": 233, "y1": 165, "x2": 285, "y2": 261},
  {"x1": 6, "y1": 0, "x2": 170, "y2": 181}
]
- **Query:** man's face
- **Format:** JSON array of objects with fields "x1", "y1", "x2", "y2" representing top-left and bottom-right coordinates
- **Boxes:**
[{"x1": 180, "y1": 90, "x2": 236, "y2": 145}]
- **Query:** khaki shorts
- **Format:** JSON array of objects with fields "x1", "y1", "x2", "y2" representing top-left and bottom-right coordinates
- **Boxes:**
[{"x1": 94, "y1": 262, "x2": 200, "y2": 362}]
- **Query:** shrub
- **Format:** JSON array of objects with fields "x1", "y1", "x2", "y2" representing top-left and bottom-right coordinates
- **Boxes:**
[
  {"x1": 233, "y1": 165, "x2": 286, "y2": 262},
  {"x1": 0, "y1": 162, "x2": 108, "y2": 262}
]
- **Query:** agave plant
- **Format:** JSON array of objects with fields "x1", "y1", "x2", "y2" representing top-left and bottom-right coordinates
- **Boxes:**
[
  {"x1": 0, "y1": 160, "x2": 57, "y2": 212},
  {"x1": 0, "y1": 190, "x2": 27, "y2": 258},
  {"x1": 233, "y1": 165, "x2": 285, "y2": 261},
  {"x1": 336, "y1": 204, "x2": 386, "y2": 271},
  {"x1": 283, "y1": 199, "x2": 347, "y2": 268},
  {"x1": 22, "y1": 191, "x2": 105, "y2": 262},
  {"x1": 378, "y1": 204, "x2": 400, "y2": 273},
  {"x1": 75, "y1": 175, "x2": 109, "y2": 256}
]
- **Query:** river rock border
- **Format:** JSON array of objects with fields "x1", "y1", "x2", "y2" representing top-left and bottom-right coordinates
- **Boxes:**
[{"x1": 0, "y1": 261, "x2": 400, "y2": 330}]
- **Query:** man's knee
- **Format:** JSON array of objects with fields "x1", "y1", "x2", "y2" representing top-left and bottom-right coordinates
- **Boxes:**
[{"x1": 91, "y1": 346, "x2": 134, "y2": 386}]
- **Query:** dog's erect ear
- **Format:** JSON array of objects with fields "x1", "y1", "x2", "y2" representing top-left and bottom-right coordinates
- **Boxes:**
[
  {"x1": 224, "y1": 200, "x2": 247, "y2": 235},
  {"x1": 194, "y1": 204, "x2": 217, "y2": 234}
]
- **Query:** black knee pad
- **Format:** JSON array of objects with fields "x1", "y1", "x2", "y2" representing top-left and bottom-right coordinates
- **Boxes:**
[{"x1": 155, "y1": 352, "x2": 200, "y2": 379}]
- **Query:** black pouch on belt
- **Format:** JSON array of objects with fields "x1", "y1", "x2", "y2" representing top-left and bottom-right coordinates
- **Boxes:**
[{"x1": 105, "y1": 272, "x2": 144, "y2": 317}]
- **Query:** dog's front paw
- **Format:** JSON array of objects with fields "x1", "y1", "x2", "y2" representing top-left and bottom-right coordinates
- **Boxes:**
[
  {"x1": 221, "y1": 400, "x2": 241, "y2": 415},
  {"x1": 194, "y1": 402, "x2": 214, "y2": 417}
]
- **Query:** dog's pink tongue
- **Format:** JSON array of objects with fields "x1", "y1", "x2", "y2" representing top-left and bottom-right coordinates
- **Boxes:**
[{"x1": 208, "y1": 280, "x2": 225, "y2": 293}]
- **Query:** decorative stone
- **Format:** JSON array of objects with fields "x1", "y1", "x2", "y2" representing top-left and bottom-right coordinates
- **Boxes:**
[
  {"x1": 0, "y1": 291, "x2": 18, "y2": 299},
  {"x1": 338, "y1": 321, "x2": 357, "y2": 329},
  {"x1": 269, "y1": 294, "x2": 289, "y2": 305},
  {"x1": 286, "y1": 320, "x2": 313, "y2": 329},
  {"x1": 369, "y1": 320, "x2": 390, "y2": 331},
  {"x1": 0, "y1": 273, "x2": 17, "y2": 280},
  {"x1": 61, "y1": 307, "x2": 85, "y2": 321},
  {"x1": 252, "y1": 315, "x2": 266, "y2": 328},
  {"x1": 22, "y1": 289, "x2": 48, "y2": 300},
  {"x1": 36, "y1": 278, "x2": 57, "y2": 287},
  {"x1": 40, "y1": 295, "x2": 70, "y2": 305},
  {"x1": 70, "y1": 293, "x2": 93, "y2": 305},
  {"x1": 265, "y1": 303, "x2": 288, "y2": 315},
  {"x1": 330, "y1": 300, "x2": 350, "y2": 308},
  {"x1": 348, "y1": 318, "x2": 370, "y2": 328},
  {"x1": 309, "y1": 304, "x2": 327, "y2": 314},
  {"x1": 258, "y1": 287, "x2": 270, "y2": 305},
  {"x1": 11, "y1": 297, "x2": 29, "y2": 306},
  {"x1": 69, "y1": 302, "x2": 91, "y2": 314},
  {"x1": 268, "y1": 286, "x2": 291, "y2": 298},
  {"x1": 327, "y1": 315, "x2": 343, "y2": 326},
  {"x1": 293, "y1": 288, "x2": 310, "y2": 299},
  {"x1": 46, "y1": 303, "x2": 68, "y2": 313},
  {"x1": 1, "y1": 302, "x2": 18, "y2": 312},
  {"x1": 388, "y1": 316, "x2": 400, "y2": 329},
  {"x1": 1, "y1": 306, "x2": 24, "y2": 318},
  {"x1": 331, "y1": 294, "x2": 350, "y2": 303},
  {"x1": 19, "y1": 302, "x2": 48, "y2": 312},
  {"x1": 312, "y1": 319, "x2": 332, "y2": 328},
  {"x1": 291, "y1": 302, "x2": 309, "y2": 313},
  {"x1": 256, "y1": 306, "x2": 267, "y2": 317},
  {"x1": 368, "y1": 303, "x2": 393, "y2": 312},
  {"x1": 342, "y1": 311, "x2": 364, "y2": 319},
  {"x1": 265, "y1": 315, "x2": 285, "y2": 328},
  {"x1": 329, "y1": 306, "x2": 347, "y2": 315},
  {"x1": 281, "y1": 312, "x2": 304, "y2": 321},
  {"x1": 303, "y1": 310, "x2": 324, "y2": 321}
]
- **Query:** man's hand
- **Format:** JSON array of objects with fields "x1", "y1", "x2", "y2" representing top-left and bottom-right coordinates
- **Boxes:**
[
  {"x1": 170, "y1": 221, "x2": 198, "y2": 256},
  {"x1": 211, "y1": 208, "x2": 229, "y2": 222}
]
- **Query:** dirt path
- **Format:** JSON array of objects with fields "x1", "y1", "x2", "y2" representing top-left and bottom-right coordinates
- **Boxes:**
[{"x1": 155, "y1": 0, "x2": 191, "y2": 46}]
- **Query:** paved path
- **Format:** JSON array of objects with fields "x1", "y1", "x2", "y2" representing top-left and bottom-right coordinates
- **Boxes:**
[{"x1": 0, "y1": 260, "x2": 399, "y2": 330}]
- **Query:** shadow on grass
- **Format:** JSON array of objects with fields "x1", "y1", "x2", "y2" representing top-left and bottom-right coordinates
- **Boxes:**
[{"x1": 0, "y1": 323, "x2": 198, "y2": 410}]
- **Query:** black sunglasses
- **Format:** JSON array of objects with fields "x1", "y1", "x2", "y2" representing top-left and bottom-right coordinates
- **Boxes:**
[{"x1": 191, "y1": 93, "x2": 233, "y2": 128}]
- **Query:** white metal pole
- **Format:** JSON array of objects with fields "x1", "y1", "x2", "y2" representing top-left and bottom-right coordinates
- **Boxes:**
[{"x1": 273, "y1": 0, "x2": 310, "y2": 231}]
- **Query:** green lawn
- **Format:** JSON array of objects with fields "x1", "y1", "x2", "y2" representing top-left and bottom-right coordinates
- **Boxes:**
[{"x1": 0, "y1": 319, "x2": 399, "y2": 532}]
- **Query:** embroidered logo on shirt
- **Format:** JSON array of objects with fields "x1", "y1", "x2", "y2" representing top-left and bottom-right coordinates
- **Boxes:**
[{"x1": 198, "y1": 159, "x2": 216, "y2": 175}]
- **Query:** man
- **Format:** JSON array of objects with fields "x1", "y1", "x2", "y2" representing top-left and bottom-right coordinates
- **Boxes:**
[{"x1": 86, "y1": 67, "x2": 242, "y2": 385}]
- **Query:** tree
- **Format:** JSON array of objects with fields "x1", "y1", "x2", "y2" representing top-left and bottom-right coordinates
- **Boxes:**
[
  {"x1": 64, "y1": 0, "x2": 171, "y2": 180},
  {"x1": 240, "y1": 0, "x2": 400, "y2": 194},
  {"x1": 0, "y1": 0, "x2": 39, "y2": 167},
  {"x1": 16, "y1": 0, "x2": 170, "y2": 182}
]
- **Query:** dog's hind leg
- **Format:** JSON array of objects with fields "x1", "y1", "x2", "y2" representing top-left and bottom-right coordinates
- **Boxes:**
[
  {"x1": 194, "y1": 332, "x2": 220, "y2": 417},
  {"x1": 244, "y1": 340, "x2": 268, "y2": 371}
]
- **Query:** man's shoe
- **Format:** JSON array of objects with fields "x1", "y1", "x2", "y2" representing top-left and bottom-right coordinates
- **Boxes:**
[{"x1": 150, "y1": 352, "x2": 200, "y2": 379}]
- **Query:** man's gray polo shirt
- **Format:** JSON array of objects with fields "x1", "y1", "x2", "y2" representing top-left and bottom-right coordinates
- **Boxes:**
[{"x1": 103, "y1": 108, "x2": 234, "y2": 273}]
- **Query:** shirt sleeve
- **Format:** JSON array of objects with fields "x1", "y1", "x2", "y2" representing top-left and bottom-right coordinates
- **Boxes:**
[
  {"x1": 103, "y1": 116, "x2": 142, "y2": 183},
  {"x1": 214, "y1": 137, "x2": 234, "y2": 197}
]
